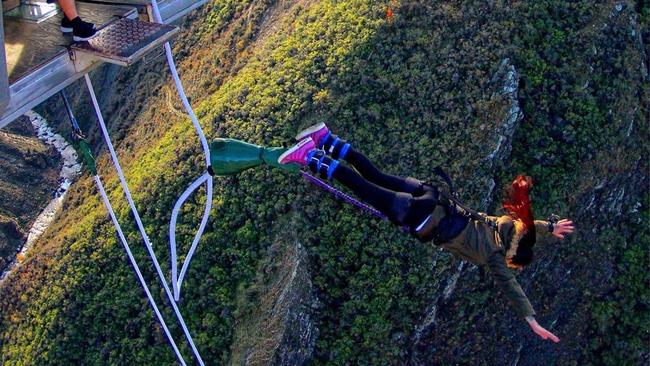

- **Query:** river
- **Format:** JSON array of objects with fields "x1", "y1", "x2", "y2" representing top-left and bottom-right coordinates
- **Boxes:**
[{"x1": 0, "y1": 111, "x2": 81, "y2": 281}]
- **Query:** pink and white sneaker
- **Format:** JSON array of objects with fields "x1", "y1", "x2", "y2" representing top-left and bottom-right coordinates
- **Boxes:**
[
  {"x1": 278, "y1": 137, "x2": 316, "y2": 166},
  {"x1": 295, "y1": 122, "x2": 330, "y2": 147}
]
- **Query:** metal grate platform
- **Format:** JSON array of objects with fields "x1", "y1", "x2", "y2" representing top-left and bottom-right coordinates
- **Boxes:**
[{"x1": 71, "y1": 17, "x2": 178, "y2": 66}]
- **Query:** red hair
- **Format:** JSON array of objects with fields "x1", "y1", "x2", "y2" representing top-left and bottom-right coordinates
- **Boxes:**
[{"x1": 502, "y1": 175, "x2": 535, "y2": 230}]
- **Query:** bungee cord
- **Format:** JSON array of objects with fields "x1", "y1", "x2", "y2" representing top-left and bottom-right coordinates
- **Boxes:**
[
  {"x1": 94, "y1": 175, "x2": 188, "y2": 366},
  {"x1": 170, "y1": 171, "x2": 212, "y2": 301},
  {"x1": 80, "y1": 1, "x2": 218, "y2": 363},
  {"x1": 148, "y1": 0, "x2": 214, "y2": 304},
  {"x1": 59, "y1": 89, "x2": 189, "y2": 365},
  {"x1": 84, "y1": 74, "x2": 205, "y2": 365}
]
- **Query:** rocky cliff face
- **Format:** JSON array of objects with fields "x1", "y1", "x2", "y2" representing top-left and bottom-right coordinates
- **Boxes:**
[
  {"x1": 412, "y1": 2, "x2": 649, "y2": 365},
  {"x1": 0, "y1": 117, "x2": 60, "y2": 273},
  {"x1": 410, "y1": 56, "x2": 524, "y2": 364},
  {"x1": 230, "y1": 216, "x2": 318, "y2": 366}
]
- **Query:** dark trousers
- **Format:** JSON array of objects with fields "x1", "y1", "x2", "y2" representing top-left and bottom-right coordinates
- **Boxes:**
[{"x1": 331, "y1": 148, "x2": 436, "y2": 227}]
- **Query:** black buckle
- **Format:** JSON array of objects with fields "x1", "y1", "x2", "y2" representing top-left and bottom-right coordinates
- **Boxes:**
[{"x1": 547, "y1": 214, "x2": 560, "y2": 223}]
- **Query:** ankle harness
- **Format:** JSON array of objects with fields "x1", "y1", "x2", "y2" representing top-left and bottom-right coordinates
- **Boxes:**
[
  {"x1": 307, "y1": 150, "x2": 339, "y2": 180},
  {"x1": 321, "y1": 132, "x2": 351, "y2": 160}
]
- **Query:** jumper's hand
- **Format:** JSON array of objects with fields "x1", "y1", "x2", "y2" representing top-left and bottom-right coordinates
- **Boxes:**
[
  {"x1": 526, "y1": 317, "x2": 560, "y2": 343},
  {"x1": 552, "y1": 219, "x2": 574, "y2": 240}
]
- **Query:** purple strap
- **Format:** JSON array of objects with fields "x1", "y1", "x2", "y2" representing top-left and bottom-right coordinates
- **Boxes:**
[
  {"x1": 300, "y1": 171, "x2": 387, "y2": 219},
  {"x1": 300, "y1": 171, "x2": 411, "y2": 232}
]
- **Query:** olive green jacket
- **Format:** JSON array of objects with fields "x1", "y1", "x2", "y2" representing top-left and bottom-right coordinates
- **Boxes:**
[{"x1": 428, "y1": 206, "x2": 554, "y2": 318}]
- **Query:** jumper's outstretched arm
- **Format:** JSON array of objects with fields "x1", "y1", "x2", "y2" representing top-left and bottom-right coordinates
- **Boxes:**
[
  {"x1": 525, "y1": 218, "x2": 574, "y2": 343},
  {"x1": 526, "y1": 316, "x2": 560, "y2": 342},
  {"x1": 552, "y1": 219, "x2": 575, "y2": 239}
]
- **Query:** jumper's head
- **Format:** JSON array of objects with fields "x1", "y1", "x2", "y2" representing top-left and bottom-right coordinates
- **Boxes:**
[{"x1": 503, "y1": 175, "x2": 536, "y2": 269}]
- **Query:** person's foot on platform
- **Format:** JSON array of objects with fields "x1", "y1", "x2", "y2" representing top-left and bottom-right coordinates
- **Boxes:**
[
  {"x1": 69, "y1": 17, "x2": 97, "y2": 42},
  {"x1": 60, "y1": 16, "x2": 73, "y2": 33},
  {"x1": 278, "y1": 138, "x2": 316, "y2": 166}
]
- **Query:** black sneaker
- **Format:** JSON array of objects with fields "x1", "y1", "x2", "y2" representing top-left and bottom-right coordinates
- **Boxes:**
[
  {"x1": 70, "y1": 17, "x2": 97, "y2": 42},
  {"x1": 60, "y1": 17, "x2": 73, "y2": 33}
]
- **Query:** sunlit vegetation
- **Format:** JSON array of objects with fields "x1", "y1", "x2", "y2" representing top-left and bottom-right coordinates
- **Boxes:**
[{"x1": 0, "y1": 0, "x2": 647, "y2": 365}]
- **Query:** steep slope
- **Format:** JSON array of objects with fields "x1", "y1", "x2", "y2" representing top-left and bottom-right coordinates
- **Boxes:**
[
  {"x1": 229, "y1": 213, "x2": 318, "y2": 366},
  {"x1": 0, "y1": 117, "x2": 61, "y2": 273},
  {"x1": 0, "y1": 0, "x2": 647, "y2": 365},
  {"x1": 413, "y1": 1, "x2": 649, "y2": 365},
  {"x1": 1, "y1": 1, "x2": 290, "y2": 364}
]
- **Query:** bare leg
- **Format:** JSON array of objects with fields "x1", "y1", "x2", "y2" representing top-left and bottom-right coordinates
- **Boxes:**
[{"x1": 58, "y1": 0, "x2": 78, "y2": 20}]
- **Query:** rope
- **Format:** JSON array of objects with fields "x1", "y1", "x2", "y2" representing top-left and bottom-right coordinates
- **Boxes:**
[
  {"x1": 94, "y1": 175, "x2": 187, "y2": 366},
  {"x1": 149, "y1": 0, "x2": 214, "y2": 303},
  {"x1": 61, "y1": 91, "x2": 185, "y2": 364},
  {"x1": 170, "y1": 172, "x2": 212, "y2": 301},
  {"x1": 84, "y1": 75, "x2": 205, "y2": 366}
]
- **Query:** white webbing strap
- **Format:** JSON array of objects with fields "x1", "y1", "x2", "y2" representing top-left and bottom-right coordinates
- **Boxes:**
[
  {"x1": 93, "y1": 175, "x2": 187, "y2": 366},
  {"x1": 149, "y1": 0, "x2": 214, "y2": 302},
  {"x1": 169, "y1": 171, "x2": 212, "y2": 301},
  {"x1": 84, "y1": 74, "x2": 205, "y2": 366}
]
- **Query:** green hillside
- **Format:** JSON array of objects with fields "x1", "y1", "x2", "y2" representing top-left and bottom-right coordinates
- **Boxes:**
[{"x1": 1, "y1": 0, "x2": 648, "y2": 365}]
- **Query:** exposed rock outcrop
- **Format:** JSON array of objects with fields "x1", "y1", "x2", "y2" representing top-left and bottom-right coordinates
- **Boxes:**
[
  {"x1": 230, "y1": 218, "x2": 318, "y2": 366},
  {"x1": 481, "y1": 57, "x2": 524, "y2": 210},
  {"x1": 410, "y1": 57, "x2": 524, "y2": 364}
]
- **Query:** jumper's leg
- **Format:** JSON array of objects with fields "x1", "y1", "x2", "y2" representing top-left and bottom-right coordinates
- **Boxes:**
[
  {"x1": 295, "y1": 123, "x2": 423, "y2": 194},
  {"x1": 342, "y1": 147, "x2": 423, "y2": 195}
]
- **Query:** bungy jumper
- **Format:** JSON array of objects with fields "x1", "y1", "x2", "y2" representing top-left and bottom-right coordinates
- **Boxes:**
[
  {"x1": 0, "y1": 5, "x2": 570, "y2": 362},
  {"x1": 209, "y1": 122, "x2": 575, "y2": 344}
]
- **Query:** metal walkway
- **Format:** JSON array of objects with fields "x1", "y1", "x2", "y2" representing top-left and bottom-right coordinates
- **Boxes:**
[
  {"x1": 0, "y1": 3, "x2": 138, "y2": 128},
  {"x1": 72, "y1": 17, "x2": 177, "y2": 66},
  {"x1": 0, "y1": 0, "x2": 204, "y2": 129},
  {"x1": 4, "y1": 2, "x2": 136, "y2": 83}
]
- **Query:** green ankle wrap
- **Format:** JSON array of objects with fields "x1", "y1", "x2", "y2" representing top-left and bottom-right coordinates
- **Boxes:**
[{"x1": 210, "y1": 138, "x2": 299, "y2": 176}]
